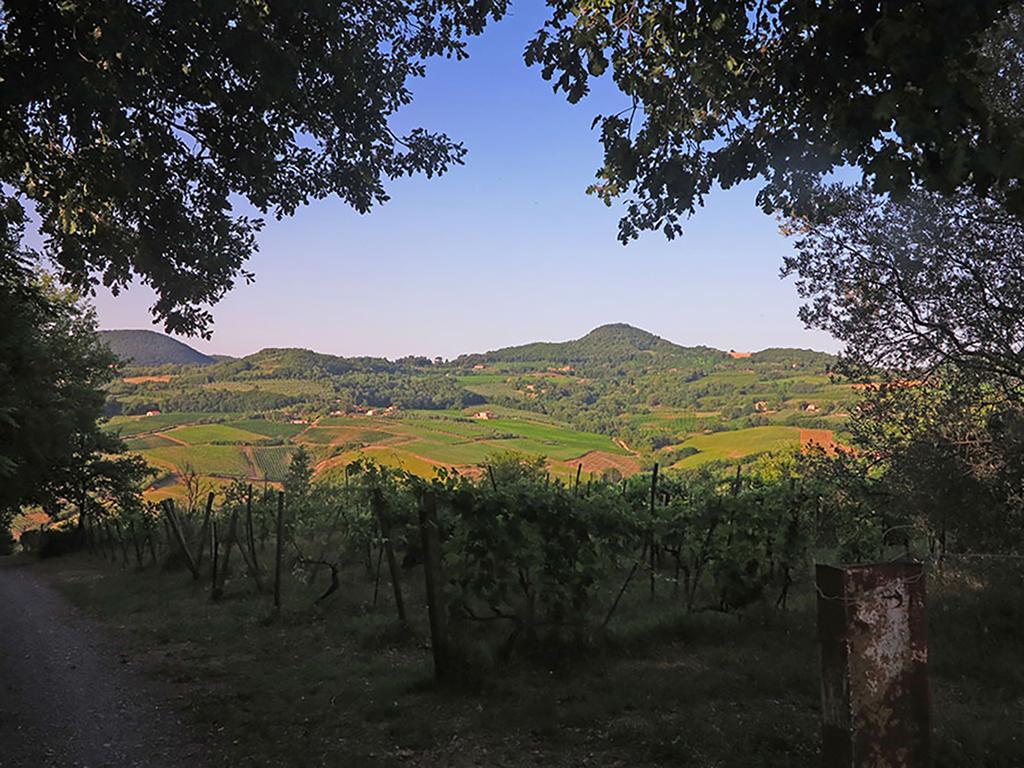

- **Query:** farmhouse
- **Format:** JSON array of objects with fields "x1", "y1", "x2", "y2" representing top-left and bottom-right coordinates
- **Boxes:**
[
  {"x1": 473, "y1": 410, "x2": 496, "y2": 420},
  {"x1": 472, "y1": 364, "x2": 486, "y2": 370},
  {"x1": 145, "y1": 409, "x2": 161, "y2": 417}
]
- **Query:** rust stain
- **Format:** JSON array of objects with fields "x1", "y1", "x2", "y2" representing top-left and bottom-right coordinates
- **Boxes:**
[{"x1": 817, "y1": 563, "x2": 930, "y2": 767}]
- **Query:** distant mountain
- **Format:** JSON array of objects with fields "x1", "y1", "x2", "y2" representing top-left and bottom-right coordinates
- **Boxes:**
[
  {"x1": 99, "y1": 329, "x2": 216, "y2": 366},
  {"x1": 460, "y1": 323, "x2": 727, "y2": 367}
]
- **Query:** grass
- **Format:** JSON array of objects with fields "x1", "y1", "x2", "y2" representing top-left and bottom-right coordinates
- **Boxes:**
[
  {"x1": 167, "y1": 423, "x2": 268, "y2": 445},
  {"x1": 672, "y1": 426, "x2": 803, "y2": 469},
  {"x1": 139, "y1": 444, "x2": 253, "y2": 477},
  {"x1": 397, "y1": 439, "x2": 495, "y2": 466},
  {"x1": 295, "y1": 414, "x2": 625, "y2": 473},
  {"x1": 297, "y1": 426, "x2": 394, "y2": 445},
  {"x1": 104, "y1": 412, "x2": 224, "y2": 437},
  {"x1": 314, "y1": 447, "x2": 443, "y2": 480},
  {"x1": 124, "y1": 433, "x2": 179, "y2": 451},
  {"x1": 485, "y1": 418, "x2": 625, "y2": 456},
  {"x1": 33, "y1": 553, "x2": 1024, "y2": 768},
  {"x1": 353, "y1": 446, "x2": 442, "y2": 476},
  {"x1": 226, "y1": 419, "x2": 307, "y2": 439}
]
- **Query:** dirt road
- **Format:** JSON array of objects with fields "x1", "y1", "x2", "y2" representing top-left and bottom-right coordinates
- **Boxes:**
[{"x1": 0, "y1": 559, "x2": 210, "y2": 767}]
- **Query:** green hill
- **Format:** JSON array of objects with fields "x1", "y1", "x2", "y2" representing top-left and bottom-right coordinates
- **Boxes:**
[
  {"x1": 99, "y1": 329, "x2": 216, "y2": 366},
  {"x1": 461, "y1": 323, "x2": 726, "y2": 368},
  {"x1": 103, "y1": 324, "x2": 856, "y2": 498},
  {"x1": 203, "y1": 347, "x2": 396, "y2": 378}
]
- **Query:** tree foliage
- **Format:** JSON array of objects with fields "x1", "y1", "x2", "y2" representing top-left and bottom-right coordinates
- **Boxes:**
[
  {"x1": 849, "y1": 376, "x2": 1024, "y2": 553},
  {"x1": 0, "y1": 201, "x2": 127, "y2": 523},
  {"x1": 783, "y1": 185, "x2": 1024, "y2": 385},
  {"x1": 527, "y1": 1, "x2": 1024, "y2": 240},
  {"x1": 0, "y1": 0, "x2": 506, "y2": 334}
]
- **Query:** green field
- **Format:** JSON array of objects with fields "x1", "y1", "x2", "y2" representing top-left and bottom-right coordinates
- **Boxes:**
[
  {"x1": 333, "y1": 446, "x2": 442, "y2": 477},
  {"x1": 251, "y1": 446, "x2": 299, "y2": 482},
  {"x1": 482, "y1": 418, "x2": 625, "y2": 457},
  {"x1": 227, "y1": 419, "x2": 307, "y2": 439},
  {"x1": 105, "y1": 412, "x2": 223, "y2": 437},
  {"x1": 124, "y1": 434, "x2": 179, "y2": 451},
  {"x1": 139, "y1": 444, "x2": 253, "y2": 477},
  {"x1": 297, "y1": 426, "x2": 394, "y2": 445},
  {"x1": 167, "y1": 423, "x2": 268, "y2": 445},
  {"x1": 456, "y1": 373, "x2": 517, "y2": 398},
  {"x1": 671, "y1": 426, "x2": 803, "y2": 469},
  {"x1": 122, "y1": 409, "x2": 811, "y2": 492}
]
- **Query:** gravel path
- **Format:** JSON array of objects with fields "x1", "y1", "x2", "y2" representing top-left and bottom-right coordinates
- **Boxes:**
[{"x1": 0, "y1": 559, "x2": 210, "y2": 768}]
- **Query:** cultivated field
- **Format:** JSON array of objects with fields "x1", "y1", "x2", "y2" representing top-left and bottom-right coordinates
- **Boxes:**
[
  {"x1": 670, "y1": 426, "x2": 806, "y2": 469},
  {"x1": 107, "y1": 400, "x2": 842, "y2": 499}
]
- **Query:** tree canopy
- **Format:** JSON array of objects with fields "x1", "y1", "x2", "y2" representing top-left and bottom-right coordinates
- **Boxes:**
[
  {"x1": 782, "y1": 185, "x2": 1024, "y2": 387},
  {"x1": 527, "y1": 1, "x2": 1024, "y2": 240},
  {"x1": 0, "y1": 0, "x2": 506, "y2": 335},
  {"x1": 0, "y1": 200, "x2": 128, "y2": 522}
]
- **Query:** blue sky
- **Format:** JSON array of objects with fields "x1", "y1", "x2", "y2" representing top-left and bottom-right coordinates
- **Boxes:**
[{"x1": 92, "y1": 2, "x2": 838, "y2": 360}]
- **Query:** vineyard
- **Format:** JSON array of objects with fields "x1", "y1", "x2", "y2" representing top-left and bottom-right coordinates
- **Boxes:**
[
  {"x1": 95, "y1": 326, "x2": 860, "y2": 502},
  {"x1": 4, "y1": 5, "x2": 1023, "y2": 764},
  {"x1": 44, "y1": 450, "x2": 1023, "y2": 767}
]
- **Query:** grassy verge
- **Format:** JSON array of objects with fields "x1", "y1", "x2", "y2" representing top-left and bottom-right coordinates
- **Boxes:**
[{"x1": 33, "y1": 555, "x2": 1024, "y2": 768}]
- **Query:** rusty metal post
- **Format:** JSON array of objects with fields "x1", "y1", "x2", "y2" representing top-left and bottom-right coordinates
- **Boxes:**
[{"x1": 816, "y1": 563, "x2": 930, "y2": 768}]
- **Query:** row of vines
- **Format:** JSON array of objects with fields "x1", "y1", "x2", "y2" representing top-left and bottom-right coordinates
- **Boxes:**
[{"x1": 70, "y1": 449, "x2": 907, "y2": 677}]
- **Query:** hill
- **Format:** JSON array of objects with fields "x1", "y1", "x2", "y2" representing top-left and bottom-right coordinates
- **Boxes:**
[
  {"x1": 102, "y1": 323, "x2": 857, "y2": 498},
  {"x1": 99, "y1": 330, "x2": 216, "y2": 366},
  {"x1": 460, "y1": 323, "x2": 725, "y2": 368}
]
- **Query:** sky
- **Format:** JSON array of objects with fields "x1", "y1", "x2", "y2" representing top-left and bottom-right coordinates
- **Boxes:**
[{"x1": 91, "y1": 2, "x2": 839, "y2": 361}]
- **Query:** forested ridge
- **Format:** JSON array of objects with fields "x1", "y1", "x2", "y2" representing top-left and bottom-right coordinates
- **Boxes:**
[
  {"x1": 99, "y1": 330, "x2": 216, "y2": 366},
  {"x1": 103, "y1": 324, "x2": 848, "y2": 442}
]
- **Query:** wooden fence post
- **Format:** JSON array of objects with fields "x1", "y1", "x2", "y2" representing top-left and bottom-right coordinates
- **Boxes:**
[
  {"x1": 127, "y1": 520, "x2": 144, "y2": 568},
  {"x1": 113, "y1": 520, "x2": 131, "y2": 567},
  {"x1": 210, "y1": 521, "x2": 221, "y2": 601},
  {"x1": 371, "y1": 487, "x2": 406, "y2": 625},
  {"x1": 244, "y1": 485, "x2": 264, "y2": 591},
  {"x1": 649, "y1": 463, "x2": 659, "y2": 600},
  {"x1": 194, "y1": 491, "x2": 216, "y2": 568},
  {"x1": 162, "y1": 499, "x2": 200, "y2": 580},
  {"x1": 220, "y1": 509, "x2": 239, "y2": 585},
  {"x1": 274, "y1": 491, "x2": 285, "y2": 612},
  {"x1": 817, "y1": 563, "x2": 930, "y2": 768},
  {"x1": 418, "y1": 491, "x2": 450, "y2": 679},
  {"x1": 146, "y1": 528, "x2": 158, "y2": 567}
]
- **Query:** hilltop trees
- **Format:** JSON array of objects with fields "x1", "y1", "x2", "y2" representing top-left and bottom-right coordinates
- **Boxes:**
[
  {"x1": 0, "y1": 0, "x2": 507, "y2": 335},
  {"x1": 528, "y1": 1, "x2": 1024, "y2": 239}
]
